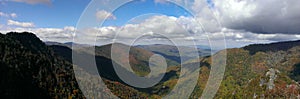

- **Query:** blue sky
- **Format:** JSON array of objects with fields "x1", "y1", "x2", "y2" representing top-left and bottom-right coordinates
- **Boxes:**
[
  {"x1": 103, "y1": 0, "x2": 192, "y2": 26},
  {"x1": 0, "y1": 0, "x2": 193, "y2": 28},
  {"x1": 1, "y1": 0, "x2": 90, "y2": 28}
]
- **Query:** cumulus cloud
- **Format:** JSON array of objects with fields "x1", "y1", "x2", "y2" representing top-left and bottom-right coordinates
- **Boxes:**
[
  {"x1": 34, "y1": 27, "x2": 75, "y2": 42},
  {"x1": 2, "y1": 14, "x2": 299, "y2": 48},
  {"x1": 7, "y1": 20, "x2": 35, "y2": 28},
  {"x1": 95, "y1": 10, "x2": 116, "y2": 21},
  {"x1": 91, "y1": 15, "x2": 196, "y2": 41},
  {"x1": 2, "y1": 0, "x2": 300, "y2": 48},
  {"x1": 75, "y1": 15, "x2": 300, "y2": 47},
  {"x1": 210, "y1": 0, "x2": 300, "y2": 34},
  {"x1": 71, "y1": 15, "x2": 201, "y2": 45},
  {"x1": 64, "y1": 26, "x2": 76, "y2": 31},
  {"x1": 10, "y1": 0, "x2": 51, "y2": 5},
  {"x1": 209, "y1": 28, "x2": 300, "y2": 42},
  {"x1": 166, "y1": 0, "x2": 300, "y2": 34},
  {"x1": 0, "y1": 26, "x2": 75, "y2": 42}
]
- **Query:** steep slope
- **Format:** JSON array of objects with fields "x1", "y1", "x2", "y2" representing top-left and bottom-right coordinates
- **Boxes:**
[
  {"x1": 188, "y1": 40, "x2": 300, "y2": 98},
  {"x1": 50, "y1": 44, "x2": 181, "y2": 98},
  {"x1": 0, "y1": 32, "x2": 85, "y2": 98},
  {"x1": 1, "y1": 32, "x2": 148, "y2": 99}
]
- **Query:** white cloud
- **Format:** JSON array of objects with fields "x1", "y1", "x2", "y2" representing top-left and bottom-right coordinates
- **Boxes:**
[
  {"x1": 0, "y1": 12, "x2": 8, "y2": 17},
  {"x1": 75, "y1": 15, "x2": 300, "y2": 47},
  {"x1": 95, "y1": 10, "x2": 116, "y2": 21},
  {"x1": 10, "y1": 0, "x2": 51, "y2": 5},
  {"x1": 93, "y1": 15, "x2": 194, "y2": 40},
  {"x1": 10, "y1": 13, "x2": 17, "y2": 18},
  {"x1": 2, "y1": 0, "x2": 300, "y2": 48},
  {"x1": 208, "y1": 28, "x2": 300, "y2": 44},
  {"x1": 1, "y1": 17, "x2": 298, "y2": 48},
  {"x1": 0, "y1": 26, "x2": 75, "y2": 42},
  {"x1": 163, "y1": 0, "x2": 300, "y2": 34},
  {"x1": 66, "y1": 15, "x2": 200, "y2": 45},
  {"x1": 64, "y1": 26, "x2": 76, "y2": 31},
  {"x1": 208, "y1": 0, "x2": 300, "y2": 34},
  {"x1": 0, "y1": 12, "x2": 17, "y2": 18},
  {"x1": 7, "y1": 20, "x2": 35, "y2": 28}
]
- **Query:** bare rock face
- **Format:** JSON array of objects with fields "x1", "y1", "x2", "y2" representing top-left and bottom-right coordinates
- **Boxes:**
[{"x1": 266, "y1": 68, "x2": 280, "y2": 90}]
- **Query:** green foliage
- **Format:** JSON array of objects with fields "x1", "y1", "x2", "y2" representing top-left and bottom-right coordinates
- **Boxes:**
[
  {"x1": 290, "y1": 63, "x2": 300, "y2": 81},
  {"x1": 188, "y1": 41, "x2": 300, "y2": 99}
]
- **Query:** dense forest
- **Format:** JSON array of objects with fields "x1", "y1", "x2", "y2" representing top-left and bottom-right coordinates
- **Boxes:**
[
  {"x1": 0, "y1": 32, "x2": 85, "y2": 98},
  {"x1": 189, "y1": 41, "x2": 300, "y2": 98}
]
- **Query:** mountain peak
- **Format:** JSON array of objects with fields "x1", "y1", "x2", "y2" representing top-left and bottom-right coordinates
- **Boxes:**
[
  {"x1": 7, "y1": 32, "x2": 39, "y2": 39},
  {"x1": 6, "y1": 32, "x2": 48, "y2": 54}
]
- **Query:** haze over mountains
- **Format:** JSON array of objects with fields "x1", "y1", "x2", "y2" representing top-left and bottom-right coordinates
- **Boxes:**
[
  {"x1": 1, "y1": 32, "x2": 300, "y2": 98},
  {"x1": 46, "y1": 41, "x2": 213, "y2": 62},
  {"x1": 136, "y1": 44, "x2": 212, "y2": 63}
]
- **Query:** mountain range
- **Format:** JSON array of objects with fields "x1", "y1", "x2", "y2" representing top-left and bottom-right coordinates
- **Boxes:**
[{"x1": 1, "y1": 32, "x2": 300, "y2": 98}]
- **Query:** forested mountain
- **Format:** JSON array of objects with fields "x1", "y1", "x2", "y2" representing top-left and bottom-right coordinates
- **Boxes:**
[
  {"x1": 0, "y1": 32, "x2": 154, "y2": 99},
  {"x1": 50, "y1": 36, "x2": 300, "y2": 98},
  {"x1": 188, "y1": 40, "x2": 300, "y2": 98},
  {"x1": 94, "y1": 43, "x2": 179, "y2": 76},
  {"x1": 0, "y1": 32, "x2": 85, "y2": 98},
  {"x1": 50, "y1": 43, "x2": 181, "y2": 98},
  {"x1": 2, "y1": 32, "x2": 300, "y2": 98}
]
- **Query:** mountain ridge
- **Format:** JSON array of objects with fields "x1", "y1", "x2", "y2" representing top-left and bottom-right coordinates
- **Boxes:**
[{"x1": 2, "y1": 32, "x2": 300, "y2": 98}]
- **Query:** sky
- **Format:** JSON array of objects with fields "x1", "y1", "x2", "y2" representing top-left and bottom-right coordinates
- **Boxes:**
[{"x1": 0, "y1": 0, "x2": 300, "y2": 49}]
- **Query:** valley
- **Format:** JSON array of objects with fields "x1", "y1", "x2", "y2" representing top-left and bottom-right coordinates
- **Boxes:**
[{"x1": 1, "y1": 32, "x2": 300, "y2": 98}]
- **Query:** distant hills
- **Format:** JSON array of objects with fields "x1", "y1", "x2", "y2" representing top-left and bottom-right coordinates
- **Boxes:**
[
  {"x1": 48, "y1": 42, "x2": 180, "y2": 75},
  {"x1": 50, "y1": 42, "x2": 181, "y2": 98},
  {"x1": 244, "y1": 40, "x2": 300, "y2": 55},
  {"x1": 45, "y1": 41, "x2": 90, "y2": 48},
  {"x1": 46, "y1": 42, "x2": 212, "y2": 63},
  {"x1": 1, "y1": 32, "x2": 300, "y2": 98},
  {"x1": 136, "y1": 44, "x2": 211, "y2": 63}
]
